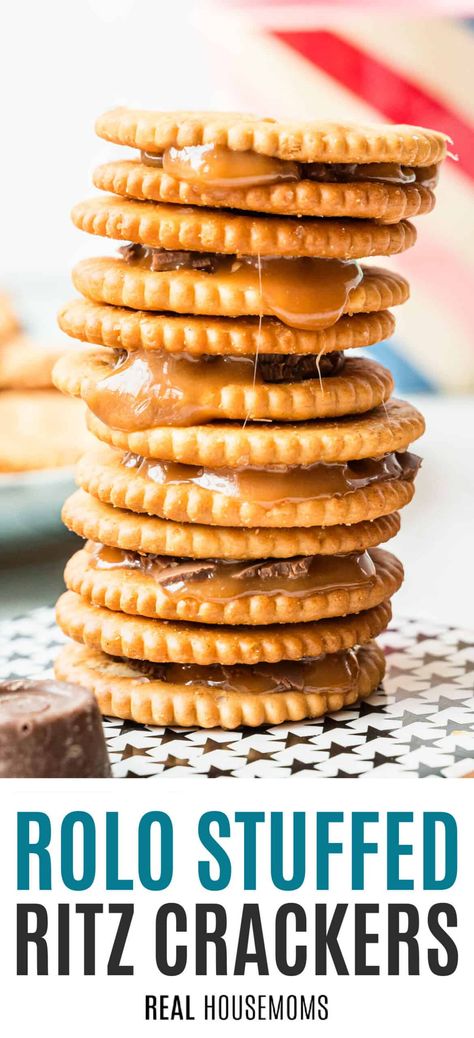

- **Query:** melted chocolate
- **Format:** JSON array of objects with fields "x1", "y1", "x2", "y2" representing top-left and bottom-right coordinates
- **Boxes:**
[
  {"x1": 305, "y1": 162, "x2": 439, "y2": 188},
  {"x1": 124, "y1": 648, "x2": 360, "y2": 695},
  {"x1": 89, "y1": 545, "x2": 377, "y2": 602},
  {"x1": 258, "y1": 351, "x2": 345, "y2": 383},
  {"x1": 118, "y1": 244, "x2": 218, "y2": 272},
  {"x1": 85, "y1": 347, "x2": 345, "y2": 431},
  {"x1": 122, "y1": 451, "x2": 421, "y2": 504}
]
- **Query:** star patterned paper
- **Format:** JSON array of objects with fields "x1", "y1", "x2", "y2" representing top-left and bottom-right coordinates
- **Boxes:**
[{"x1": 0, "y1": 609, "x2": 473, "y2": 779}]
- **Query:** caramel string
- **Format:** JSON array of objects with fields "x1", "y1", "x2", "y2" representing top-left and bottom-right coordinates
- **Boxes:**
[{"x1": 242, "y1": 249, "x2": 263, "y2": 432}]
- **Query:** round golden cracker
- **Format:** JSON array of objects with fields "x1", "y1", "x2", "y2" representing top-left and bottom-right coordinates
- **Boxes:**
[
  {"x1": 93, "y1": 159, "x2": 435, "y2": 224},
  {"x1": 55, "y1": 638, "x2": 386, "y2": 728},
  {"x1": 0, "y1": 335, "x2": 65, "y2": 390},
  {"x1": 0, "y1": 391, "x2": 93, "y2": 473},
  {"x1": 56, "y1": 587, "x2": 391, "y2": 666},
  {"x1": 54, "y1": 348, "x2": 394, "y2": 424},
  {"x1": 64, "y1": 544, "x2": 402, "y2": 626},
  {"x1": 84, "y1": 396, "x2": 425, "y2": 467},
  {"x1": 58, "y1": 298, "x2": 396, "y2": 358},
  {"x1": 71, "y1": 195, "x2": 417, "y2": 260},
  {"x1": 77, "y1": 444, "x2": 418, "y2": 528},
  {"x1": 95, "y1": 108, "x2": 448, "y2": 166},
  {"x1": 63, "y1": 489, "x2": 401, "y2": 560},
  {"x1": 72, "y1": 256, "x2": 409, "y2": 319}
]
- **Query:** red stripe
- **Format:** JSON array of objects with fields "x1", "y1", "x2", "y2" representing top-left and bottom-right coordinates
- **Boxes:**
[{"x1": 273, "y1": 29, "x2": 474, "y2": 178}]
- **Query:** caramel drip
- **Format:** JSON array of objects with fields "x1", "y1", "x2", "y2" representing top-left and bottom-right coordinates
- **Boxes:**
[
  {"x1": 140, "y1": 148, "x2": 439, "y2": 190},
  {"x1": 85, "y1": 348, "x2": 345, "y2": 431},
  {"x1": 122, "y1": 451, "x2": 421, "y2": 504},
  {"x1": 126, "y1": 648, "x2": 360, "y2": 695},
  {"x1": 85, "y1": 350, "x2": 259, "y2": 430},
  {"x1": 228, "y1": 256, "x2": 363, "y2": 331},
  {"x1": 89, "y1": 545, "x2": 376, "y2": 603},
  {"x1": 161, "y1": 143, "x2": 299, "y2": 188},
  {"x1": 121, "y1": 248, "x2": 363, "y2": 332}
]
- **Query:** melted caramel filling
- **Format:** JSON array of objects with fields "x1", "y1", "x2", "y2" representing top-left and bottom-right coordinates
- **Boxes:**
[
  {"x1": 122, "y1": 451, "x2": 420, "y2": 503},
  {"x1": 89, "y1": 545, "x2": 376, "y2": 602},
  {"x1": 84, "y1": 348, "x2": 345, "y2": 431},
  {"x1": 161, "y1": 143, "x2": 300, "y2": 188},
  {"x1": 126, "y1": 648, "x2": 360, "y2": 695},
  {"x1": 141, "y1": 147, "x2": 439, "y2": 191},
  {"x1": 121, "y1": 249, "x2": 363, "y2": 331}
]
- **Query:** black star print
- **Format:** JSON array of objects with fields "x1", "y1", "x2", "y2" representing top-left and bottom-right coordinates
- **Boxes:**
[
  {"x1": 290, "y1": 758, "x2": 317, "y2": 775},
  {"x1": 239, "y1": 724, "x2": 275, "y2": 739},
  {"x1": 162, "y1": 754, "x2": 191, "y2": 770},
  {"x1": 400, "y1": 708, "x2": 435, "y2": 727},
  {"x1": 365, "y1": 724, "x2": 399, "y2": 742},
  {"x1": 113, "y1": 719, "x2": 144, "y2": 738},
  {"x1": 426, "y1": 675, "x2": 463, "y2": 690},
  {"x1": 454, "y1": 745, "x2": 474, "y2": 763},
  {"x1": 207, "y1": 765, "x2": 236, "y2": 778},
  {"x1": 417, "y1": 762, "x2": 443, "y2": 778},
  {"x1": 417, "y1": 652, "x2": 452, "y2": 668},
  {"x1": 414, "y1": 632, "x2": 434, "y2": 643},
  {"x1": 321, "y1": 713, "x2": 354, "y2": 733},
  {"x1": 445, "y1": 719, "x2": 474, "y2": 736},
  {"x1": 456, "y1": 639, "x2": 474, "y2": 652},
  {"x1": 436, "y1": 694, "x2": 470, "y2": 712},
  {"x1": 358, "y1": 699, "x2": 389, "y2": 717},
  {"x1": 328, "y1": 742, "x2": 352, "y2": 758},
  {"x1": 121, "y1": 742, "x2": 152, "y2": 761},
  {"x1": 246, "y1": 747, "x2": 278, "y2": 764},
  {"x1": 285, "y1": 731, "x2": 318, "y2": 749},
  {"x1": 460, "y1": 660, "x2": 474, "y2": 674},
  {"x1": 159, "y1": 727, "x2": 191, "y2": 746},
  {"x1": 372, "y1": 750, "x2": 403, "y2": 768},
  {"x1": 387, "y1": 664, "x2": 420, "y2": 680},
  {"x1": 201, "y1": 737, "x2": 240, "y2": 755},
  {"x1": 336, "y1": 769, "x2": 359, "y2": 778},
  {"x1": 391, "y1": 686, "x2": 434, "y2": 703},
  {"x1": 409, "y1": 733, "x2": 441, "y2": 752}
]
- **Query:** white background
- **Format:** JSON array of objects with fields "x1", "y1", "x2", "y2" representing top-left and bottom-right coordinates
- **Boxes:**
[{"x1": 0, "y1": 778, "x2": 472, "y2": 1037}]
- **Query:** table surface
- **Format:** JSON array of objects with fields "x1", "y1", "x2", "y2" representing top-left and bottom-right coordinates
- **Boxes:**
[{"x1": 1, "y1": 607, "x2": 473, "y2": 778}]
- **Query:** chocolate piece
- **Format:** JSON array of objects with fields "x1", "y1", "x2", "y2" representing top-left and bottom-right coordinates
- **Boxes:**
[
  {"x1": 0, "y1": 679, "x2": 110, "y2": 778},
  {"x1": 118, "y1": 242, "x2": 143, "y2": 262},
  {"x1": 123, "y1": 451, "x2": 421, "y2": 504},
  {"x1": 236, "y1": 557, "x2": 314, "y2": 581},
  {"x1": 258, "y1": 351, "x2": 345, "y2": 382},
  {"x1": 119, "y1": 243, "x2": 219, "y2": 272},
  {"x1": 148, "y1": 249, "x2": 218, "y2": 272},
  {"x1": 90, "y1": 544, "x2": 376, "y2": 602},
  {"x1": 123, "y1": 649, "x2": 360, "y2": 695}
]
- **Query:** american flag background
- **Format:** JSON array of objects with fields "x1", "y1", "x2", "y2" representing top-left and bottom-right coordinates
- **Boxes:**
[{"x1": 200, "y1": 0, "x2": 474, "y2": 393}]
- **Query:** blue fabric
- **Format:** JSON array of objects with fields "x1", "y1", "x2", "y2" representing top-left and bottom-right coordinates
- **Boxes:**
[{"x1": 364, "y1": 338, "x2": 436, "y2": 394}]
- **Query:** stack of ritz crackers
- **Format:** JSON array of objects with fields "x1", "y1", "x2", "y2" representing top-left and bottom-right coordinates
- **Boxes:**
[{"x1": 53, "y1": 110, "x2": 447, "y2": 729}]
